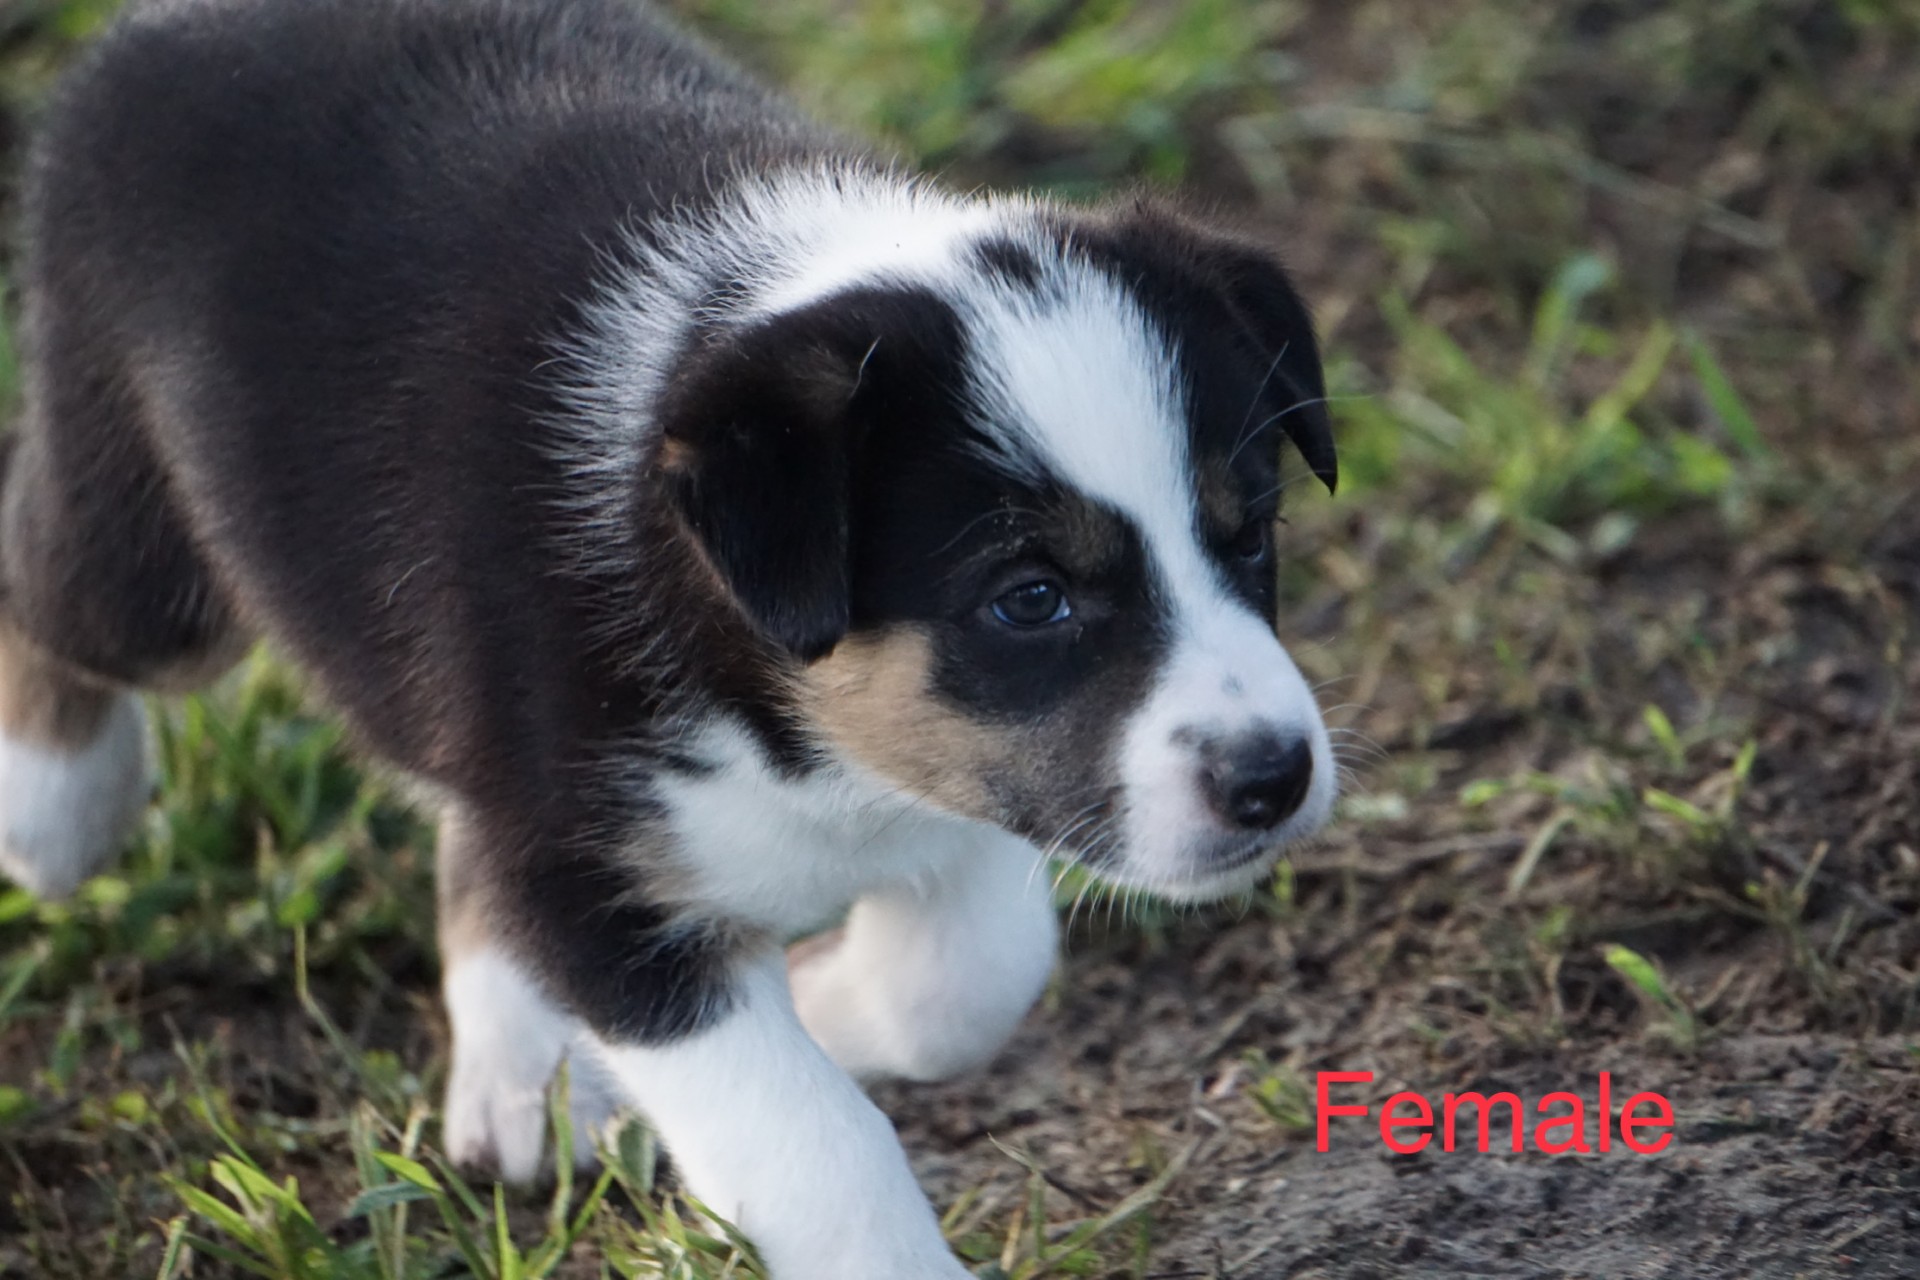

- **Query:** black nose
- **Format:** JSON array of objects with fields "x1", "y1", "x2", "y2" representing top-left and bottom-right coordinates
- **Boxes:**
[{"x1": 1202, "y1": 733, "x2": 1314, "y2": 831}]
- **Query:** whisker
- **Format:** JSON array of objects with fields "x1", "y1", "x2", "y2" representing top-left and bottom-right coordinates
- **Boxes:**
[
  {"x1": 1247, "y1": 392, "x2": 1366, "y2": 435},
  {"x1": 1033, "y1": 802, "x2": 1106, "y2": 872},
  {"x1": 1245, "y1": 471, "x2": 1321, "y2": 510},
  {"x1": 925, "y1": 504, "x2": 1050, "y2": 560},
  {"x1": 1226, "y1": 341, "x2": 1292, "y2": 469},
  {"x1": 1332, "y1": 766, "x2": 1375, "y2": 798},
  {"x1": 1329, "y1": 748, "x2": 1387, "y2": 766},
  {"x1": 1328, "y1": 730, "x2": 1389, "y2": 754}
]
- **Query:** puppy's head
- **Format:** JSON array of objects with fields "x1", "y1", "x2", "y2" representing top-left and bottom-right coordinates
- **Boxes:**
[{"x1": 658, "y1": 195, "x2": 1337, "y2": 901}]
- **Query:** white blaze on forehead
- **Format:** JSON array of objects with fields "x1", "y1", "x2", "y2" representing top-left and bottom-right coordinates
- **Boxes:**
[{"x1": 961, "y1": 272, "x2": 1215, "y2": 612}]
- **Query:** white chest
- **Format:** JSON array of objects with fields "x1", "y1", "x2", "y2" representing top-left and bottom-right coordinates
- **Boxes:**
[{"x1": 647, "y1": 721, "x2": 983, "y2": 935}]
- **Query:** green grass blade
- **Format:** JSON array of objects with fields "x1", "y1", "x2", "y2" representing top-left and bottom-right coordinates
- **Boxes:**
[
  {"x1": 1683, "y1": 330, "x2": 1768, "y2": 459},
  {"x1": 153, "y1": 1217, "x2": 191, "y2": 1280}
]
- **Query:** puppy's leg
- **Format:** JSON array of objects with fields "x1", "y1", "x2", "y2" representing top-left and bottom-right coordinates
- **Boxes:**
[
  {"x1": 436, "y1": 807, "x2": 623, "y2": 1181},
  {"x1": 461, "y1": 834, "x2": 970, "y2": 1277},
  {"x1": 0, "y1": 628, "x2": 149, "y2": 897},
  {"x1": 595, "y1": 952, "x2": 971, "y2": 1280},
  {"x1": 0, "y1": 365, "x2": 244, "y2": 896},
  {"x1": 789, "y1": 828, "x2": 1057, "y2": 1082}
]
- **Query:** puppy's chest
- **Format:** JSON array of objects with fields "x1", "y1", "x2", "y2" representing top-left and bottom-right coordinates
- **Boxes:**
[{"x1": 641, "y1": 724, "x2": 980, "y2": 935}]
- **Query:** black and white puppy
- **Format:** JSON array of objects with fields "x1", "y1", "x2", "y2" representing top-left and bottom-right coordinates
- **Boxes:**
[{"x1": 0, "y1": 0, "x2": 1338, "y2": 1274}]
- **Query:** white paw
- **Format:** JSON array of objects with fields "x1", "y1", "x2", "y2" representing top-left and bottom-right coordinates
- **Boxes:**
[
  {"x1": 788, "y1": 887, "x2": 1055, "y2": 1085},
  {"x1": 444, "y1": 1039, "x2": 624, "y2": 1182},
  {"x1": 787, "y1": 927, "x2": 879, "y2": 1073},
  {"x1": 0, "y1": 694, "x2": 150, "y2": 898},
  {"x1": 443, "y1": 948, "x2": 626, "y2": 1182}
]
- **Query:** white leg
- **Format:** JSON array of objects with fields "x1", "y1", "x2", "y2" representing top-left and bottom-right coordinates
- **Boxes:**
[
  {"x1": 788, "y1": 829, "x2": 1057, "y2": 1082},
  {"x1": 442, "y1": 946, "x2": 626, "y2": 1182},
  {"x1": 0, "y1": 691, "x2": 149, "y2": 898},
  {"x1": 596, "y1": 954, "x2": 971, "y2": 1280}
]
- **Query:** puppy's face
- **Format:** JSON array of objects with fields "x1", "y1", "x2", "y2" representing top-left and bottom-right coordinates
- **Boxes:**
[{"x1": 661, "y1": 201, "x2": 1336, "y2": 901}]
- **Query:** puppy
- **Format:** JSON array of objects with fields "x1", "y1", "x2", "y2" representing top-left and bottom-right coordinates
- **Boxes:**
[{"x1": 0, "y1": 0, "x2": 1339, "y2": 1274}]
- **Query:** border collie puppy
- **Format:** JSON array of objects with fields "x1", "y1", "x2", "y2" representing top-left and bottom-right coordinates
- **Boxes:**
[{"x1": 0, "y1": 0, "x2": 1338, "y2": 1273}]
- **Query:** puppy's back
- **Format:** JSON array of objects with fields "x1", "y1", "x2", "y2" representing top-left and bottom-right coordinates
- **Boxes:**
[
  {"x1": 27, "y1": 0, "x2": 830, "y2": 328},
  {"x1": 15, "y1": 0, "x2": 840, "y2": 796}
]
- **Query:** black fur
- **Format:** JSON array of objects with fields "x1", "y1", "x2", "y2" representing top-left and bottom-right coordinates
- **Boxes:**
[{"x1": 660, "y1": 285, "x2": 973, "y2": 662}]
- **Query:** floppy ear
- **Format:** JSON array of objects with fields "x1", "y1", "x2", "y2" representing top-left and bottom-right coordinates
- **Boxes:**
[
  {"x1": 1200, "y1": 235, "x2": 1337, "y2": 494},
  {"x1": 653, "y1": 309, "x2": 868, "y2": 661},
  {"x1": 653, "y1": 288, "x2": 961, "y2": 661}
]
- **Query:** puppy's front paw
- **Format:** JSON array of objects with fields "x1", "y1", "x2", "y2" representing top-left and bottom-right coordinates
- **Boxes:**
[
  {"x1": 443, "y1": 1042, "x2": 623, "y2": 1183},
  {"x1": 442, "y1": 947, "x2": 625, "y2": 1183},
  {"x1": 786, "y1": 927, "x2": 879, "y2": 1076}
]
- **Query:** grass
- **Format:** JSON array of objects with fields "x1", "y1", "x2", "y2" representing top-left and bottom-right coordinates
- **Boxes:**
[
  {"x1": 1602, "y1": 943, "x2": 1702, "y2": 1053},
  {"x1": 4, "y1": 0, "x2": 1919, "y2": 1275}
]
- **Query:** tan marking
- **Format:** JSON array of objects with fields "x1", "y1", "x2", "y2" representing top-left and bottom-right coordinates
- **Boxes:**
[
  {"x1": 801, "y1": 627, "x2": 1017, "y2": 821},
  {"x1": 654, "y1": 434, "x2": 697, "y2": 474},
  {"x1": 0, "y1": 627, "x2": 119, "y2": 750}
]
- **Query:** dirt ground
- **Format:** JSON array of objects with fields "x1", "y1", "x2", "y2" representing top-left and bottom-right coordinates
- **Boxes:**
[{"x1": 895, "y1": 971, "x2": 1919, "y2": 1278}]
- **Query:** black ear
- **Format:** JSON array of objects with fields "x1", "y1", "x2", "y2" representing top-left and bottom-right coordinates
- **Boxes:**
[
  {"x1": 1201, "y1": 236, "x2": 1337, "y2": 494},
  {"x1": 654, "y1": 309, "x2": 868, "y2": 661},
  {"x1": 653, "y1": 288, "x2": 962, "y2": 661}
]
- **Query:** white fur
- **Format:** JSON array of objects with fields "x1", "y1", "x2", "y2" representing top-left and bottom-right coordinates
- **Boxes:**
[
  {"x1": 0, "y1": 693, "x2": 150, "y2": 898},
  {"x1": 789, "y1": 824, "x2": 1057, "y2": 1082},
  {"x1": 442, "y1": 947, "x2": 625, "y2": 1182},
  {"x1": 597, "y1": 953, "x2": 971, "y2": 1280},
  {"x1": 961, "y1": 267, "x2": 1188, "y2": 498},
  {"x1": 649, "y1": 718, "x2": 979, "y2": 935}
]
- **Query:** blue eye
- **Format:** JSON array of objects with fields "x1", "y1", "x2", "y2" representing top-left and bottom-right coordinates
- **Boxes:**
[{"x1": 991, "y1": 579, "x2": 1071, "y2": 627}]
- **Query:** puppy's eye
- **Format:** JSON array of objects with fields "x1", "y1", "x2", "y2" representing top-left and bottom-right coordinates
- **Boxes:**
[
  {"x1": 1229, "y1": 517, "x2": 1272, "y2": 564},
  {"x1": 990, "y1": 579, "x2": 1072, "y2": 628}
]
